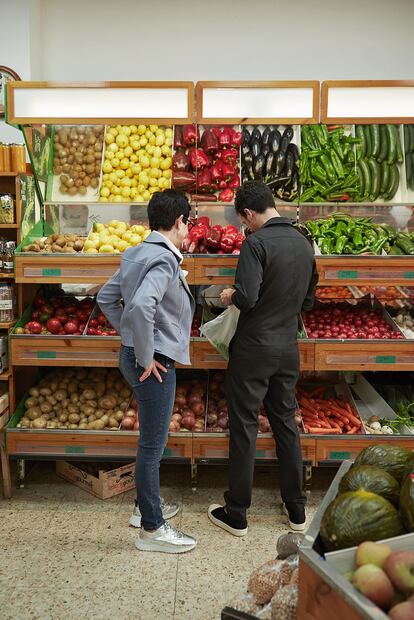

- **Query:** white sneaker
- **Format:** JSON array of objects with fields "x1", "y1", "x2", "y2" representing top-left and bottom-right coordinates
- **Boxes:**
[
  {"x1": 135, "y1": 522, "x2": 197, "y2": 554},
  {"x1": 282, "y1": 503, "x2": 307, "y2": 532},
  {"x1": 129, "y1": 499, "x2": 180, "y2": 528}
]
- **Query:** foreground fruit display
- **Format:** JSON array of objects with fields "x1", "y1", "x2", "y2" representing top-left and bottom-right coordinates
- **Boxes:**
[
  {"x1": 99, "y1": 124, "x2": 173, "y2": 202},
  {"x1": 181, "y1": 217, "x2": 245, "y2": 254},
  {"x1": 16, "y1": 293, "x2": 95, "y2": 335},
  {"x1": 17, "y1": 368, "x2": 132, "y2": 430},
  {"x1": 22, "y1": 233, "x2": 86, "y2": 253}
]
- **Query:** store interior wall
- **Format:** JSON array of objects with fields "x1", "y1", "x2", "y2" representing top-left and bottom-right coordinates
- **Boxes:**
[{"x1": 1, "y1": 0, "x2": 414, "y2": 142}]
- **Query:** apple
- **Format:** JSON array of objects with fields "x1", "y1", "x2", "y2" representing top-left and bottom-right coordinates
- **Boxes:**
[
  {"x1": 356, "y1": 541, "x2": 393, "y2": 569},
  {"x1": 389, "y1": 601, "x2": 414, "y2": 619},
  {"x1": 385, "y1": 551, "x2": 414, "y2": 594},
  {"x1": 46, "y1": 318, "x2": 62, "y2": 335},
  {"x1": 63, "y1": 321, "x2": 79, "y2": 335},
  {"x1": 89, "y1": 319, "x2": 98, "y2": 328},
  {"x1": 352, "y1": 564, "x2": 394, "y2": 610}
]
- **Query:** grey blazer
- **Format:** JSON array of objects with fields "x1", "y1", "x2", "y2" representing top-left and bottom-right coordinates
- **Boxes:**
[{"x1": 97, "y1": 232, "x2": 195, "y2": 367}]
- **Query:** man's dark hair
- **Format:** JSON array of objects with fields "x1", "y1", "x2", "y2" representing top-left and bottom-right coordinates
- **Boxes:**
[
  {"x1": 234, "y1": 180, "x2": 275, "y2": 215},
  {"x1": 147, "y1": 189, "x2": 191, "y2": 231}
]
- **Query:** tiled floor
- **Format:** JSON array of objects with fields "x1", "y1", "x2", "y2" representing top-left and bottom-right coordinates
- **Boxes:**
[{"x1": 0, "y1": 462, "x2": 336, "y2": 620}]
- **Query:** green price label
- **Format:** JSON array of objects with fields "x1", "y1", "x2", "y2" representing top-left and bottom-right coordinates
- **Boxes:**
[
  {"x1": 337, "y1": 270, "x2": 358, "y2": 279},
  {"x1": 404, "y1": 271, "x2": 414, "y2": 279},
  {"x1": 42, "y1": 268, "x2": 61, "y2": 277},
  {"x1": 218, "y1": 268, "x2": 236, "y2": 277},
  {"x1": 376, "y1": 355, "x2": 396, "y2": 364},
  {"x1": 163, "y1": 448, "x2": 172, "y2": 457},
  {"x1": 329, "y1": 451, "x2": 351, "y2": 460},
  {"x1": 65, "y1": 446, "x2": 85, "y2": 454},
  {"x1": 37, "y1": 351, "x2": 57, "y2": 359},
  {"x1": 255, "y1": 450, "x2": 266, "y2": 458}
]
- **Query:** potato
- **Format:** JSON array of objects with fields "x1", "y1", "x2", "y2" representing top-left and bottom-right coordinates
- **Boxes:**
[
  {"x1": 29, "y1": 387, "x2": 40, "y2": 397},
  {"x1": 58, "y1": 413, "x2": 68, "y2": 423},
  {"x1": 93, "y1": 409, "x2": 104, "y2": 419},
  {"x1": 119, "y1": 401, "x2": 129, "y2": 412},
  {"x1": 78, "y1": 423, "x2": 88, "y2": 430},
  {"x1": 40, "y1": 402, "x2": 53, "y2": 414},
  {"x1": 99, "y1": 396, "x2": 117, "y2": 410},
  {"x1": 26, "y1": 407, "x2": 42, "y2": 421},
  {"x1": 67, "y1": 382, "x2": 77, "y2": 395},
  {"x1": 39, "y1": 388, "x2": 52, "y2": 396},
  {"x1": 20, "y1": 417, "x2": 31, "y2": 429},
  {"x1": 114, "y1": 411, "x2": 124, "y2": 422},
  {"x1": 83, "y1": 389, "x2": 97, "y2": 400},
  {"x1": 85, "y1": 400, "x2": 98, "y2": 409},
  {"x1": 68, "y1": 413, "x2": 80, "y2": 424},
  {"x1": 61, "y1": 398, "x2": 70, "y2": 410},
  {"x1": 46, "y1": 422, "x2": 58, "y2": 429},
  {"x1": 81, "y1": 405, "x2": 96, "y2": 417},
  {"x1": 108, "y1": 416, "x2": 119, "y2": 428},
  {"x1": 68, "y1": 424, "x2": 79, "y2": 430},
  {"x1": 92, "y1": 419, "x2": 105, "y2": 430},
  {"x1": 32, "y1": 418, "x2": 47, "y2": 429},
  {"x1": 46, "y1": 395, "x2": 57, "y2": 406},
  {"x1": 88, "y1": 414, "x2": 96, "y2": 423},
  {"x1": 101, "y1": 414, "x2": 109, "y2": 426},
  {"x1": 70, "y1": 393, "x2": 79, "y2": 403},
  {"x1": 25, "y1": 397, "x2": 39, "y2": 409}
]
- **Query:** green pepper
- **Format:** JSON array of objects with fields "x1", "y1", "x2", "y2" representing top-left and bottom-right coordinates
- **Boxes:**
[
  {"x1": 335, "y1": 221, "x2": 348, "y2": 235},
  {"x1": 313, "y1": 125, "x2": 328, "y2": 146},
  {"x1": 321, "y1": 238, "x2": 333, "y2": 254},
  {"x1": 372, "y1": 237, "x2": 388, "y2": 254},
  {"x1": 353, "y1": 227, "x2": 363, "y2": 247},
  {"x1": 389, "y1": 245, "x2": 404, "y2": 255},
  {"x1": 335, "y1": 235, "x2": 348, "y2": 254},
  {"x1": 320, "y1": 154, "x2": 337, "y2": 182},
  {"x1": 330, "y1": 150, "x2": 345, "y2": 179},
  {"x1": 300, "y1": 187, "x2": 317, "y2": 202}
]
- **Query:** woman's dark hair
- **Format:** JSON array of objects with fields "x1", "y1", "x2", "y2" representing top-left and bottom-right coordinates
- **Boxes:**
[
  {"x1": 234, "y1": 180, "x2": 275, "y2": 215},
  {"x1": 147, "y1": 189, "x2": 191, "y2": 231}
]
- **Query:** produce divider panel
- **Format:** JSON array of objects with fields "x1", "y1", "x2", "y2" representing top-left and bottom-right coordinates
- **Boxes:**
[
  {"x1": 314, "y1": 342, "x2": 414, "y2": 371},
  {"x1": 317, "y1": 256, "x2": 414, "y2": 286},
  {"x1": 314, "y1": 436, "x2": 414, "y2": 464}
]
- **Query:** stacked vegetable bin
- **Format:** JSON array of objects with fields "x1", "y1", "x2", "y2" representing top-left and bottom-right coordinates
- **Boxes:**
[{"x1": 4, "y1": 79, "x2": 414, "y2": 497}]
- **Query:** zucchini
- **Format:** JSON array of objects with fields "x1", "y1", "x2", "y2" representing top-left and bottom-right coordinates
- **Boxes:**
[
  {"x1": 378, "y1": 125, "x2": 388, "y2": 163},
  {"x1": 356, "y1": 165, "x2": 365, "y2": 199},
  {"x1": 370, "y1": 124, "x2": 380, "y2": 160},
  {"x1": 355, "y1": 125, "x2": 365, "y2": 160},
  {"x1": 386, "y1": 124, "x2": 397, "y2": 164},
  {"x1": 368, "y1": 158, "x2": 380, "y2": 201},
  {"x1": 380, "y1": 161, "x2": 390, "y2": 196},
  {"x1": 409, "y1": 125, "x2": 414, "y2": 153},
  {"x1": 358, "y1": 159, "x2": 371, "y2": 200},
  {"x1": 404, "y1": 125, "x2": 411, "y2": 154},
  {"x1": 410, "y1": 153, "x2": 414, "y2": 190},
  {"x1": 405, "y1": 150, "x2": 413, "y2": 189},
  {"x1": 384, "y1": 163, "x2": 400, "y2": 201},
  {"x1": 363, "y1": 125, "x2": 372, "y2": 157},
  {"x1": 395, "y1": 125, "x2": 404, "y2": 163}
]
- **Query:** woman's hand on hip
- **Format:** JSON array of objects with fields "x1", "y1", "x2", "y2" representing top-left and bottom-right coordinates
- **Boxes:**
[{"x1": 139, "y1": 358, "x2": 167, "y2": 383}]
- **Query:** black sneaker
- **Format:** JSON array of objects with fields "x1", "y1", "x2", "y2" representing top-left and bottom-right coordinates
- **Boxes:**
[
  {"x1": 208, "y1": 504, "x2": 248, "y2": 537},
  {"x1": 282, "y1": 503, "x2": 306, "y2": 532}
]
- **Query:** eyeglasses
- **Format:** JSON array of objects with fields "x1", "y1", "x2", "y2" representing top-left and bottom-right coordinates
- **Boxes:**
[{"x1": 182, "y1": 215, "x2": 196, "y2": 231}]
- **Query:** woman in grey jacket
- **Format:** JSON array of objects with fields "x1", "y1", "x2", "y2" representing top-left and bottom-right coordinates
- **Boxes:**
[{"x1": 97, "y1": 190, "x2": 196, "y2": 554}]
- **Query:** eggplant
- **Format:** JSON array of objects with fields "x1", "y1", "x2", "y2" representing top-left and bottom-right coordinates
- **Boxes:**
[
  {"x1": 266, "y1": 176, "x2": 290, "y2": 190},
  {"x1": 244, "y1": 162, "x2": 255, "y2": 181},
  {"x1": 251, "y1": 140, "x2": 261, "y2": 158},
  {"x1": 242, "y1": 143, "x2": 251, "y2": 157},
  {"x1": 262, "y1": 126, "x2": 271, "y2": 146},
  {"x1": 275, "y1": 149, "x2": 286, "y2": 177},
  {"x1": 251, "y1": 127, "x2": 261, "y2": 144},
  {"x1": 261, "y1": 143, "x2": 270, "y2": 157},
  {"x1": 243, "y1": 152, "x2": 253, "y2": 168},
  {"x1": 269, "y1": 129, "x2": 281, "y2": 153},
  {"x1": 280, "y1": 126, "x2": 294, "y2": 152},
  {"x1": 242, "y1": 127, "x2": 251, "y2": 144},
  {"x1": 253, "y1": 154, "x2": 266, "y2": 179},
  {"x1": 287, "y1": 142, "x2": 300, "y2": 161},
  {"x1": 265, "y1": 152, "x2": 274, "y2": 178},
  {"x1": 284, "y1": 151, "x2": 294, "y2": 178}
]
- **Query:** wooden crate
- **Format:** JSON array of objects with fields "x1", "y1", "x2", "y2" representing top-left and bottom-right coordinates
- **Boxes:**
[
  {"x1": 316, "y1": 255, "x2": 414, "y2": 287},
  {"x1": 316, "y1": 435, "x2": 414, "y2": 464},
  {"x1": 298, "y1": 341, "x2": 315, "y2": 370},
  {"x1": 14, "y1": 253, "x2": 195, "y2": 285},
  {"x1": 11, "y1": 336, "x2": 121, "y2": 367},
  {"x1": 314, "y1": 341, "x2": 414, "y2": 371}
]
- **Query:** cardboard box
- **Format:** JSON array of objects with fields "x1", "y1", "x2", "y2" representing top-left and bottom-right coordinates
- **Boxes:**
[{"x1": 56, "y1": 461, "x2": 135, "y2": 500}]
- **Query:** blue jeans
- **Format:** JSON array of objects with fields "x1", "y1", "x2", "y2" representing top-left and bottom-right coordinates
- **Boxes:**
[{"x1": 119, "y1": 345, "x2": 176, "y2": 531}]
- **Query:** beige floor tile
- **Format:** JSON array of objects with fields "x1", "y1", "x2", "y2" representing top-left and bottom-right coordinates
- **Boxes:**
[{"x1": 1, "y1": 586, "x2": 94, "y2": 620}]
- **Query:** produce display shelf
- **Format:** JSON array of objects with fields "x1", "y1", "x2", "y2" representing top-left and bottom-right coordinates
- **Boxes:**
[
  {"x1": 313, "y1": 340, "x2": 414, "y2": 371},
  {"x1": 14, "y1": 253, "x2": 414, "y2": 287},
  {"x1": 0, "y1": 321, "x2": 15, "y2": 330},
  {"x1": 0, "y1": 370, "x2": 12, "y2": 381},
  {"x1": 0, "y1": 224, "x2": 18, "y2": 229},
  {"x1": 0, "y1": 172, "x2": 19, "y2": 178},
  {"x1": 0, "y1": 273, "x2": 14, "y2": 279}
]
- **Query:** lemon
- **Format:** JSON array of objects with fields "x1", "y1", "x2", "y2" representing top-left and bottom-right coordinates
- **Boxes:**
[
  {"x1": 103, "y1": 180, "x2": 112, "y2": 189},
  {"x1": 165, "y1": 137, "x2": 173, "y2": 147},
  {"x1": 137, "y1": 125, "x2": 146, "y2": 135},
  {"x1": 150, "y1": 125, "x2": 159, "y2": 133},
  {"x1": 135, "y1": 194, "x2": 144, "y2": 202},
  {"x1": 142, "y1": 190, "x2": 151, "y2": 201},
  {"x1": 130, "y1": 187, "x2": 138, "y2": 199},
  {"x1": 84, "y1": 239, "x2": 99, "y2": 250},
  {"x1": 122, "y1": 232, "x2": 133, "y2": 242},
  {"x1": 130, "y1": 154, "x2": 138, "y2": 163},
  {"x1": 108, "y1": 127, "x2": 118, "y2": 137},
  {"x1": 139, "y1": 155, "x2": 150, "y2": 168},
  {"x1": 160, "y1": 157, "x2": 172, "y2": 170},
  {"x1": 149, "y1": 186, "x2": 159, "y2": 194},
  {"x1": 124, "y1": 146, "x2": 133, "y2": 158},
  {"x1": 137, "y1": 184, "x2": 146, "y2": 194},
  {"x1": 129, "y1": 125, "x2": 138, "y2": 134},
  {"x1": 112, "y1": 157, "x2": 120, "y2": 168},
  {"x1": 116, "y1": 133, "x2": 129, "y2": 148},
  {"x1": 163, "y1": 169, "x2": 172, "y2": 179},
  {"x1": 85, "y1": 247, "x2": 99, "y2": 253},
  {"x1": 112, "y1": 186, "x2": 121, "y2": 195},
  {"x1": 130, "y1": 139, "x2": 140, "y2": 151},
  {"x1": 116, "y1": 169, "x2": 125, "y2": 179},
  {"x1": 105, "y1": 150, "x2": 115, "y2": 160},
  {"x1": 131, "y1": 164, "x2": 141, "y2": 176},
  {"x1": 146, "y1": 144, "x2": 155, "y2": 155},
  {"x1": 130, "y1": 234, "x2": 142, "y2": 245},
  {"x1": 99, "y1": 244, "x2": 115, "y2": 253},
  {"x1": 131, "y1": 178, "x2": 138, "y2": 188},
  {"x1": 113, "y1": 195, "x2": 123, "y2": 203},
  {"x1": 143, "y1": 229, "x2": 151, "y2": 239},
  {"x1": 105, "y1": 133, "x2": 115, "y2": 145},
  {"x1": 109, "y1": 172, "x2": 118, "y2": 184},
  {"x1": 155, "y1": 128, "x2": 164, "y2": 137},
  {"x1": 117, "y1": 149, "x2": 125, "y2": 159},
  {"x1": 102, "y1": 161, "x2": 112, "y2": 174},
  {"x1": 145, "y1": 129, "x2": 154, "y2": 140},
  {"x1": 165, "y1": 128, "x2": 173, "y2": 138},
  {"x1": 93, "y1": 223, "x2": 105, "y2": 233},
  {"x1": 161, "y1": 145, "x2": 171, "y2": 156},
  {"x1": 121, "y1": 187, "x2": 131, "y2": 198},
  {"x1": 117, "y1": 240, "x2": 130, "y2": 252},
  {"x1": 119, "y1": 126, "x2": 131, "y2": 136},
  {"x1": 153, "y1": 146, "x2": 162, "y2": 158},
  {"x1": 155, "y1": 134, "x2": 165, "y2": 146}
]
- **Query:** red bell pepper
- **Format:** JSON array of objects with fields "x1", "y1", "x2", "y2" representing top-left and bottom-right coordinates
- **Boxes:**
[
  {"x1": 196, "y1": 216, "x2": 211, "y2": 227},
  {"x1": 218, "y1": 179, "x2": 227, "y2": 190},
  {"x1": 172, "y1": 170, "x2": 196, "y2": 190},
  {"x1": 182, "y1": 124, "x2": 199, "y2": 146},
  {"x1": 232, "y1": 249, "x2": 240, "y2": 255},
  {"x1": 197, "y1": 167, "x2": 213, "y2": 193},
  {"x1": 219, "y1": 127, "x2": 233, "y2": 148},
  {"x1": 210, "y1": 161, "x2": 223, "y2": 183},
  {"x1": 173, "y1": 126, "x2": 184, "y2": 149},
  {"x1": 205, "y1": 227, "x2": 221, "y2": 253},
  {"x1": 172, "y1": 150, "x2": 190, "y2": 171},
  {"x1": 227, "y1": 174, "x2": 240, "y2": 189},
  {"x1": 219, "y1": 188, "x2": 235, "y2": 203},
  {"x1": 190, "y1": 223, "x2": 208, "y2": 239},
  {"x1": 231, "y1": 129, "x2": 243, "y2": 147},
  {"x1": 212, "y1": 224, "x2": 223, "y2": 234},
  {"x1": 221, "y1": 163, "x2": 236, "y2": 181},
  {"x1": 234, "y1": 233, "x2": 245, "y2": 249},
  {"x1": 212, "y1": 127, "x2": 221, "y2": 140},
  {"x1": 189, "y1": 147, "x2": 210, "y2": 170},
  {"x1": 219, "y1": 235, "x2": 235, "y2": 253},
  {"x1": 218, "y1": 148, "x2": 239, "y2": 164},
  {"x1": 224, "y1": 225, "x2": 238, "y2": 234},
  {"x1": 200, "y1": 129, "x2": 219, "y2": 153}
]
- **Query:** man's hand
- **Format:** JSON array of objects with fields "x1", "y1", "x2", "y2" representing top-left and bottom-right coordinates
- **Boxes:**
[
  {"x1": 220, "y1": 288, "x2": 235, "y2": 306},
  {"x1": 139, "y1": 358, "x2": 167, "y2": 383}
]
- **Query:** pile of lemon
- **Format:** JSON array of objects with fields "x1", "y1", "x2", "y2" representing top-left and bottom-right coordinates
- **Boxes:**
[
  {"x1": 99, "y1": 124, "x2": 173, "y2": 202},
  {"x1": 83, "y1": 220, "x2": 151, "y2": 253}
]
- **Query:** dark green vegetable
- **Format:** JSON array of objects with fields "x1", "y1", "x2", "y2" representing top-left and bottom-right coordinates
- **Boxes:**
[
  {"x1": 356, "y1": 125, "x2": 365, "y2": 160},
  {"x1": 378, "y1": 124, "x2": 388, "y2": 163},
  {"x1": 284, "y1": 151, "x2": 294, "y2": 177},
  {"x1": 370, "y1": 124, "x2": 380, "y2": 159},
  {"x1": 269, "y1": 129, "x2": 281, "y2": 153},
  {"x1": 251, "y1": 140, "x2": 261, "y2": 158},
  {"x1": 354, "y1": 444, "x2": 414, "y2": 483},
  {"x1": 368, "y1": 158, "x2": 380, "y2": 201},
  {"x1": 265, "y1": 152, "x2": 274, "y2": 178},
  {"x1": 275, "y1": 150, "x2": 286, "y2": 177},
  {"x1": 253, "y1": 154, "x2": 266, "y2": 179},
  {"x1": 261, "y1": 126, "x2": 271, "y2": 146},
  {"x1": 363, "y1": 125, "x2": 372, "y2": 158},
  {"x1": 251, "y1": 127, "x2": 261, "y2": 143},
  {"x1": 339, "y1": 465, "x2": 400, "y2": 507},
  {"x1": 380, "y1": 161, "x2": 390, "y2": 194}
]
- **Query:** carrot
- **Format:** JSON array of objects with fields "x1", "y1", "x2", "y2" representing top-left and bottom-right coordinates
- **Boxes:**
[
  {"x1": 306, "y1": 427, "x2": 341, "y2": 434},
  {"x1": 347, "y1": 426, "x2": 359, "y2": 434}
]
